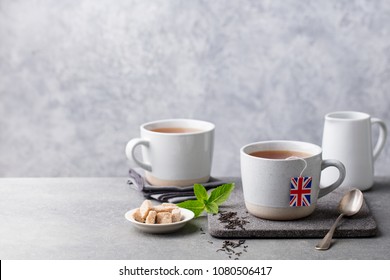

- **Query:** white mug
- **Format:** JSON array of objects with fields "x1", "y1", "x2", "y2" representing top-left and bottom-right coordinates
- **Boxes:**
[
  {"x1": 126, "y1": 119, "x2": 215, "y2": 186},
  {"x1": 240, "y1": 141, "x2": 346, "y2": 220},
  {"x1": 322, "y1": 111, "x2": 387, "y2": 191}
]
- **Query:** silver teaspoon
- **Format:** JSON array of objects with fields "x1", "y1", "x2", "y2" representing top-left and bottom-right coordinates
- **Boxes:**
[{"x1": 315, "y1": 189, "x2": 364, "y2": 250}]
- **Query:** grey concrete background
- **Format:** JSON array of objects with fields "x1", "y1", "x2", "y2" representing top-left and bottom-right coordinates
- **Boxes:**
[{"x1": 1, "y1": 0, "x2": 389, "y2": 177}]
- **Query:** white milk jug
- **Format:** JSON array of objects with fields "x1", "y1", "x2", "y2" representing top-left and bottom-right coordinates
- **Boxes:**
[{"x1": 321, "y1": 111, "x2": 387, "y2": 191}]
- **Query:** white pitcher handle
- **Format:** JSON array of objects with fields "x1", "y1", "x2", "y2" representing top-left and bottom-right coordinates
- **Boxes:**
[
  {"x1": 125, "y1": 138, "x2": 152, "y2": 172},
  {"x1": 371, "y1": 118, "x2": 387, "y2": 162}
]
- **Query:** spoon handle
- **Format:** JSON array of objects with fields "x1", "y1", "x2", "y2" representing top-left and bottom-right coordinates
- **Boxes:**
[{"x1": 315, "y1": 213, "x2": 345, "y2": 250}]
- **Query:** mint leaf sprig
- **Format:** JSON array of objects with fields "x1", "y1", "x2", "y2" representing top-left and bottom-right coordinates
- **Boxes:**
[{"x1": 177, "y1": 183, "x2": 235, "y2": 218}]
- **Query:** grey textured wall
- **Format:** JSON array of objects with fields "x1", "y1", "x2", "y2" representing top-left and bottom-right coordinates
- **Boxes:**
[{"x1": 1, "y1": 0, "x2": 389, "y2": 178}]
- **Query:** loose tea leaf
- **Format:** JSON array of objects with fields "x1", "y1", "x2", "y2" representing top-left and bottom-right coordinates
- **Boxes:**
[
  {"x1": 217, "y1": 240, "x2": 247, "y2": 260},
  {"x1": 218, "y1": 211, "x2": 249, "y2": 230}
]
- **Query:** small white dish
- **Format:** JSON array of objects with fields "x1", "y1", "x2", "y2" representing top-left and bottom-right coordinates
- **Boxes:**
[{"x1": 125, "y1": 207, "x2": 195, "y2": 233}]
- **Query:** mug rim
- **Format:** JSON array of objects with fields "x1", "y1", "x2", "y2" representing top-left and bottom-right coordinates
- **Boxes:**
[
  {"x1": 141, "y1": 118, "x2": 215, "y2": 136},
  {"x1": 240, "y1": 140, "x2": 321, "y2": 161},
  {"x1": 325, "y1": 111, "x2": 370, "y2": 121}
]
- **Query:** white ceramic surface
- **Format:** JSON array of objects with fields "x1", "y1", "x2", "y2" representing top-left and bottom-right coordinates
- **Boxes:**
[
  {"x1": 322, "y1": 111, "x2": 387, "y2": 191},
  {"x1": 240, "y1": 140, "x2": 346, "y2": 220},
  {"x1": 125, "y1": 207, "x2": 195, "y2": 234},
  {"x1": 125, "y1": 119, "x2": 214, "y2": 186}
]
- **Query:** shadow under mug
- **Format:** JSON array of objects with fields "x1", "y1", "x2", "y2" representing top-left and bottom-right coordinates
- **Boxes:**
[
  {"x1": 240, "y1": 141, "x2": 346, "y2": 220},
  {"x1": 125, "y1": 119, "x2": 215, "y2": 186}
]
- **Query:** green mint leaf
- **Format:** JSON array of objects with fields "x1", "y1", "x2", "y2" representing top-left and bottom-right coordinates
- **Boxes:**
[
  {"x1": 193, "y1": 184, "x2": 208, "y2": 202},
  {"x1": 177, "y1": 182, "x2": 235, "y2": 218},
  {"x1": 204, "y1": 201, "x2": 219, "y2": 214},
  {"x1": 177, "y1": 200, "x2": 205, "y2": 218},
  {"x1": 208, "y1": 183, "x2": 235, "y2": 206}
]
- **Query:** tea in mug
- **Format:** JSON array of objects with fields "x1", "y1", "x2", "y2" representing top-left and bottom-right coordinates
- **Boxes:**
[
  {"x1": 250, "y1": 150, "x2": 312, "y2": 159},
  {"x1": 150, "y1": 127, "x2": 201, "y2": 133}
]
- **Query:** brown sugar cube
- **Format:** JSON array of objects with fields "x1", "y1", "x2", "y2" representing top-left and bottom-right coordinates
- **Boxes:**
[
  {"x1": 153, "y1": 205, "x2": 177, "y2": 213},
  {"x1": 152, "y1": 205, "x2": 164, "y2": 212},
  {"x1": 145, "y1": 210, "x2": 157, "y2": 224},
  {"x1": 161, "y1": 203, "x2": 178, "y2": 208},
  {"x1": 156, "y1": 212, "x2": 172, "y2": 224},
  {"x1": 140, "y1": 200, "x2": 153, "y2": 219},
  {"x1": 171, "y1": 208, "x2": 182, "y2": 223},
  {"x1": 132, "y1": 208, "x2": 145, "y2": 223}
]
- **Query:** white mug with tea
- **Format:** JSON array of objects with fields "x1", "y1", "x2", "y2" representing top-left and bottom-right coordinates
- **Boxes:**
[
  {"x1": 322, "y1": 111, "x2": 387, "y2": 191},
  {"x1": 240, "y1": 140, "x2": 346, "y2": 220},
  {"x1": 126, "y1": 119, "x2": 215, "y2": 186}
]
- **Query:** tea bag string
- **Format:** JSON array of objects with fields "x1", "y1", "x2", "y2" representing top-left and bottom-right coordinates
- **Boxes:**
[{"x1": 286, "y1": 156, "x2": 307, "y2": 177}]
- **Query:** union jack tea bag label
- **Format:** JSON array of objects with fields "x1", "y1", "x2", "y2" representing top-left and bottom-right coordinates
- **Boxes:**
[
  {"x1": 285, "y1": 155, "x2": 312, "y2": 207},
  {"x1": 290, "y1": 176, "x2": 312, "y2": 207}
]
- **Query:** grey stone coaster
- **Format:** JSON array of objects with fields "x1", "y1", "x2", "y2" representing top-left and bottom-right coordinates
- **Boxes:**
[{"x1": 208, "y1": 179, "x2": 377, "y2": 238}]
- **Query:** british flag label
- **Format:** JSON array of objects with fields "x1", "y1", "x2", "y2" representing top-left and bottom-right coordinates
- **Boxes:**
[{"x1": 290, "y1": 176, "x2": 312, "y2": 207}]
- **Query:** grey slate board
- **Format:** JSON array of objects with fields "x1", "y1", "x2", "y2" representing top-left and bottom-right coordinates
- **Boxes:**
[{"x1": 208, "y1": 179, "x2": 377, "y2": 238}]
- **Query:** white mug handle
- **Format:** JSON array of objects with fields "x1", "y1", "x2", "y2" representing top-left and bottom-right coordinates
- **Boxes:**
[
  {"x1": 318, "y1": 159, "x2": 346, "y2": 198},
  {"x1": 371, "y1": 118, "x2": 387, "y2": 162},
  {"x1": 125, "y1": 138, "x2": 152, "y2": 172}
]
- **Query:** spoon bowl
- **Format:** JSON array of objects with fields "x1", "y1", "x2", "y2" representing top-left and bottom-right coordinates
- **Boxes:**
[
  {"x1": 337, "y1": 188, "x2": 364, "y2": 216},
  {"x1": 316, "y1": 189, "x2": 364, "y2": 250}
]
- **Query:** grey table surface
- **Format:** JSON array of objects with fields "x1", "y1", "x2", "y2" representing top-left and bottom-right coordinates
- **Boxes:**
[{"x1": 0, "y1": 176, "x2": 389, "y2": 260}]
